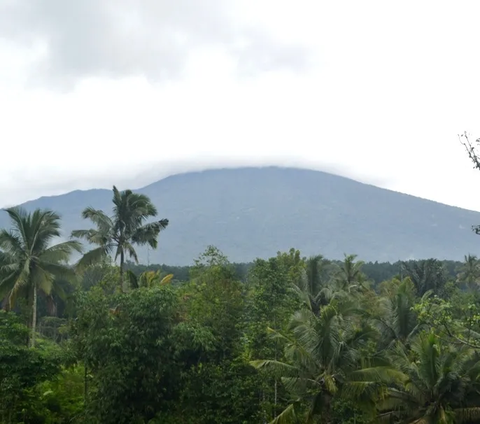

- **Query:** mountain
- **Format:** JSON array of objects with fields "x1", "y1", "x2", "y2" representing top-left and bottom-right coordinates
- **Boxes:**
[{"x1": 1, "y1": 167, "x2": 479, "y2": 265}]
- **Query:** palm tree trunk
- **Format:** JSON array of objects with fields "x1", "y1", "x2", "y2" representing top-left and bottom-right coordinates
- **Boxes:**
[
  {"x1": 120, "y1": 250, "x2": 125, "y2": 291},
  {"x1": 30, "y1": 284, "x2": 37, "y2": 348},
  {"x1": 84, "y1": 362, "x2": 88, "y2": 407}
]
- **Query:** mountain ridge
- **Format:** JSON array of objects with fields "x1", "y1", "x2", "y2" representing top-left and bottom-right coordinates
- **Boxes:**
[{"x1": 1, "y1": 166, "x2": 479, "y2": 265}]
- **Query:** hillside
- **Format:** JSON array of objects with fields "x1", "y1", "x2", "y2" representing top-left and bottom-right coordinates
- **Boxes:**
[{"x1": 1, "y1": 167, "x2": 479, "y2": 265}]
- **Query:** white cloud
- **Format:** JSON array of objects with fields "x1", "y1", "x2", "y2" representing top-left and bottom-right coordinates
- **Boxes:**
[
  {"x1": 0, "y1": 0, "x2": 307, "y2": 89},
  {"x1": 1, "y1": 0, "x2": 480, "y2": 212}
]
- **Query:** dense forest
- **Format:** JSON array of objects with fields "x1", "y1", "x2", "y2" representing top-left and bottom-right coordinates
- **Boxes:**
[{"x1": 3, "y1": 184, "x2": 480, "y2": 423}]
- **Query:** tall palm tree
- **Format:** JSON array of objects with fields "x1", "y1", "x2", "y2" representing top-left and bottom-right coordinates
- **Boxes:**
[
  {"x1": 71, "y1": 186, "x2": 168, "y2": 288},
  {"x1": 0, "y1": 207, "x2": 81, "y2": 347}
]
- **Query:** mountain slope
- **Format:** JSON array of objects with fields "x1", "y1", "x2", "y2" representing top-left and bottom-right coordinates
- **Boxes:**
[{"x1": 1, "y1": 167, "x2": 479, "y2": 265}]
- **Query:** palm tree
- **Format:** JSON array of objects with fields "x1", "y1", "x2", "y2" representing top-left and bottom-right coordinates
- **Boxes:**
[
  {"x1": 401, "y1": 259, "x2": 447, "y2": 296},
  {"x1": 126, "y1": 269, "x2": 173, "y2": 289},
  {"x1": 252, "y1": 300, "x2": 374, "y2": 423},
  {"x1": 333, "y1": 254, "x2": 368, "y2": 293},
  {"x1": 0, "y1": 207, "x2": 81, "y2": 347},
  {"x1": 71, "y1": 186, "x2": 168, "y2": 288},
  {"x1": 373, "y1": 331, "x2": 480, "y2": 423},
  {"x1": 457, "y1": 254, "x2": 480, "y2": 291},
  {"x1": 293, "y1": 255, "x2": 332, "y2": 315},
  {"x1": 373, "y1": 277, "x2": 422, "y2": 349}
]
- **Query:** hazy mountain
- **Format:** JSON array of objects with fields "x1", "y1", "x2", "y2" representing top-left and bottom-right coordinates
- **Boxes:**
[{"x1": 1, "y1": 167, "x2": 479, "y2": 265}]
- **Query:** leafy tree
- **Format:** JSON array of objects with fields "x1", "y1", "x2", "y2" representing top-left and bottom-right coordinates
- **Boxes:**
[
  {"x1": 275, "y1": 248, "x2": 306, "y2": 287},
  {"x1": 71, "y1": 285, "x2": 182, "y2": 423},
  {"x1": 185, "y1": 246, "x2": 245, "y2": 360},
  {"x1": 163, "y1": 360, "x2": 263, "y2": 424},
  {"x1": 155, "y1": 246, "x2": 265, "y2": 424},
  {"x1": 71, "y1": 186, "x2": 168, "y2": 289},
  {"x1": 414, "y1": 293, "x2": 480, "y2": 350},
  {"x1": 0, "y1": 207, "x2": 81, "y2": 347},
  {"x1": 0, "y1": 310, "x2": 63, "y2": 422}
]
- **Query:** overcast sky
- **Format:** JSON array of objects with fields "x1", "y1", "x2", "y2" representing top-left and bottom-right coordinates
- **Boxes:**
[{"x1": 1, "y1": 0, "x2": 480, "y2": 210}]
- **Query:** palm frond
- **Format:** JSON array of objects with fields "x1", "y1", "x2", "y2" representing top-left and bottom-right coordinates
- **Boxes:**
[
  {"x1": 39, "y1": 262, "x2": 76, "y2": 281},
  {"x1": 40, "y1": 240, "x2": 83, "y2": 263},
  {"x1": 126, "y1": 270, "x2": 139, "y2": 289},
  {"x1": 250, "y1": 359, "x2": 298, "y2": 373},
  {"x1": 122, "y1": 242, "x2": 139, "y2": 263},
  {"x1": 75, "y1": 246, "x2": 111, "y2": 272},
  {"x1": 455, "y1": 407, "x2": 480, "y2": 422},
  {"x1": 270, "y1": 403, "x2": 299, "y2": 424},
  {"x1": 0, "y1": 229, "x2": 25, "y2": 256},
  {"x1": 160, "y1": 273, "x2": 174, "y2": 285},
  {"x1": 81, "y1": 207, "x2": 113, "y2": 231},
  {"x1": 4, "y1": 259, "x2": 32, "y2": 309},
  {"x1": 34, "y1": 267, "x2": 55, "y2": 296},
  {"x1": 71, "y1": 228, "x2": 111, "y2": 246},
  {"x1": 131, "y1": 220, "x2": 169, "y2": 247},
  {"x1": 3, "y1": 207, "x2": 30, "y2": 247},
  {"x1": 31, "y1": 209, "x2": 62, "y2": 251}
]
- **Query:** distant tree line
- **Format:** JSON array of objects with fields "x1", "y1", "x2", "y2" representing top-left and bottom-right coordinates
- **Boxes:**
[{"x1": 125, "y1": 257, "x2": 464, "y2": 286}]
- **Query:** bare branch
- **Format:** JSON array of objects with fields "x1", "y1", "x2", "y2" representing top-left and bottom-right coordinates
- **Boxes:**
[{"x1": 459, "y1": 132, "x2": 480, "y2": 170}]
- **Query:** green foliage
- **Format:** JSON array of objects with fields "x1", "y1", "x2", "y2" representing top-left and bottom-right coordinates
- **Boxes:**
[
  {"x1": 245, "y1": 250, "x2": 303, "y2": 358},
  {"x1": 374, "y1": 331, "x2": 480, "y2": 423},
  {"x1": 28, "y1": 365, "x2": 85, "y2": 424},
  {"x1": 71, "y1": 285, "x2": 181, "y2": 423},
  {"x1": 156, "y1": 361, "x2": 263, "y2": 424},
  {"x1": 0, "y1": 311, "x2": 63, "y2": 423}
]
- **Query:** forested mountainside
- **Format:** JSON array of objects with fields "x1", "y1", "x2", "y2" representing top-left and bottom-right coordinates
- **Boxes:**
[{"x1": 2, "y1": 167, "x2": 480, "y2": 264}]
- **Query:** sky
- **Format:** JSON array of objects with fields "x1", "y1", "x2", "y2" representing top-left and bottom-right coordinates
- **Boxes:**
[{"x1": 1, "y1": 0, "x2": 480, "y2": 210}]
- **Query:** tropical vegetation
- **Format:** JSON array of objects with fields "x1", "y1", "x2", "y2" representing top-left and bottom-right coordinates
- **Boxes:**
[{"x1": 3, "y1": 167, "x2": 480, "y2": 422}]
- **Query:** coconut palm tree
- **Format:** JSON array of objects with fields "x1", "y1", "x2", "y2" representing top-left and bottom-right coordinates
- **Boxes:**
[
  {"x1": 252, "y1": 300, "x2": 375, "y2": 423},
  {"x1": 71, "y1": 186, "x2": 168, "y2": 288},
  {"x1": 373, "y1": 277, "x2": 422, "y2": 349},
  {"x1": 0, "y1": 207, "x2": 81, "y2": 347},
  {"x1": 457, "y1": 254, "x2": 480, "y2": 291},
  {"x1": 373, "y1": 331, "x2": 480, "y2": 423},
  {"x1": 293, "y1": 255, "x2": 332, "y2": 315},
  {"x1": 401, "y1": 259, "x2": 447, "y2": 296},
  {"x1": 333, "y1": 254, "x2": 368, "y2": 293}
]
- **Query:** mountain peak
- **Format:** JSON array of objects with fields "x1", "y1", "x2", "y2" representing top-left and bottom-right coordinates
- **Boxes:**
[{"x1": 1, "y1": 167, "x2": 478, "y2": 265}]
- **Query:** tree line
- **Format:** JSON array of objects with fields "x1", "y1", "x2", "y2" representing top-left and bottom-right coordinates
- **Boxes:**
[{"x1": 3, "y1": 185, "x2": 480, "y2": 422}]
